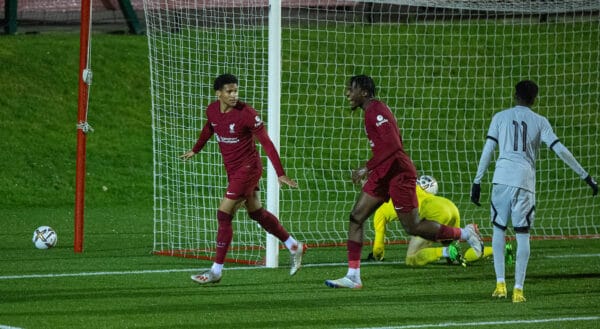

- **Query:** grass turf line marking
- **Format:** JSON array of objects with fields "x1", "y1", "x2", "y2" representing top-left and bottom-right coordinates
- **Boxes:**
[
  {"x1": 1, "y1": 252, "x2": 598, "y2": 280},
  {"x1": 0, "y1": 325, "x2": 24, "y2": 329},
  {"x1": 346, "y1": 316, "x2": 600, "y2": 329},
  {"x1": 0, "y1": 260, "x2": 400, "y2": 280},
  {"x1": 0, "y1": 262, "x2": 368, "y2": 280},
  {"x1": 545, "y1": 253, "x2": 600, "y2": 258},
  {"x1": 0, "y1": 268, "x2": 208, "y2": 280}
]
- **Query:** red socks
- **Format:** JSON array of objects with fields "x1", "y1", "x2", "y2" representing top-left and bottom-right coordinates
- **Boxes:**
[
  {"x1": 215, "y1": 210, "x2": 233, "y2": 264},
  {"x1": 248, "y1": 208, "x2": 290, "y2": 242},
  {"x1": 348, "y1": 240, "x2": 362, "y2": 269},
  {"x1": 435, "y1": 225, "x2": 462, "y2": 241},
  {"x1": 216, "y1": 208, "x2": 291, "y2": 263}
]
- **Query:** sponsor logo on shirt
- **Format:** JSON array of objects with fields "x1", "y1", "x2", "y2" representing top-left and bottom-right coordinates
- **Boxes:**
[
  {"x1": 215, "y1": 134, "x2": 239, "y2": 144},
  {"x1": 375, "y1": 114, "x2": 388, "y2": 127}
]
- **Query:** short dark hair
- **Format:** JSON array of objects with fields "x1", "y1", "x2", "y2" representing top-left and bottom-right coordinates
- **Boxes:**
[
  {"x1": 214, "y1": 74, "x2": 238, "y2": 91},
  {"x1": 515, "y1": 80, "x2": 538, "y2": 105},
  {"x1": 349, "y1": 75, "x2": 376, "y2": 97}
]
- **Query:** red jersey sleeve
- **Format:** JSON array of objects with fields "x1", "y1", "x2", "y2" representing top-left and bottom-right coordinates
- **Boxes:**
[
  {"x1": 191, "y1": 121, "x2": 214, "y2": 153},
  {"x1": 249, "y1": 113, "x2": 286, "y2": 177},
  {"x1": 364, "y1": 100, "x2": 404, "y2": 170},
  {"x1": 254, "y1": 127, "x2": 286, "y2": 177}
]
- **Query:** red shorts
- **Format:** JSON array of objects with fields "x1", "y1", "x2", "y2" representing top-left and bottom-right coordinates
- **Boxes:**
[
  {"x1": 362, "y1": 158, "x2": 418, "y2": 213},
  {"x1": 225, "y1": 160, "x2": 262, "y2": 200}
]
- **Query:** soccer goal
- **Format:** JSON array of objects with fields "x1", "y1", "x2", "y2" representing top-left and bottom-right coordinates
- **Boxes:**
[{"x1": 144, "y1": 0, "x2": 600, "y2": 266}]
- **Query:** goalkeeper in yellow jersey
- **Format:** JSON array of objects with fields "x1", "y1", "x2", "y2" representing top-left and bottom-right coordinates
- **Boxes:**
[{"x1": 368, "y1": 175, "x2": 493, "y2": 266}]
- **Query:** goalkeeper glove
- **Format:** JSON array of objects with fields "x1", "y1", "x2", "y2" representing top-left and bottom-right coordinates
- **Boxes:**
[
  {"x1": 470, "y1": 183, "x2": 481, "y2": 206},
  {"x1": 584, "y1": 175, "x2": 598, "y2": 196}
]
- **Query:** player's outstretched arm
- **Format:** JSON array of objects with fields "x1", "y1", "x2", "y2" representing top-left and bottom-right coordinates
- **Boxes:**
[
  {"x1": 278, "y1": 175, "x2": 298, "y2": 188},
  {"x1": 584, "y1": 175, "x2": 598, "y2": 196},
  {"x1": 182, "y1": 122, "x2": 213, "y2": 159},
  {"x1": 180, "y1": 150, "x2": 196, "y2": 160},
  {"x1": 550, "y1": 142, "x2": 598, "y2": 196}
]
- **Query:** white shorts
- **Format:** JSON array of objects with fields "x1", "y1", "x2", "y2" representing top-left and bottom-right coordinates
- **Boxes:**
[{"x1": 490, "y1": 184, "x2": 535, "y2": 231}]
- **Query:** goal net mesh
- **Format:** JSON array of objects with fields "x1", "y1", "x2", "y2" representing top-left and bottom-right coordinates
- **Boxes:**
[{"x1": 144, "y1": 0, "x2": 600, "y2": 264}]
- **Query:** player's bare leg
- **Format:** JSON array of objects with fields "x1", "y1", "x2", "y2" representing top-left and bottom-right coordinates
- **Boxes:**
[
  {"x1": 397, "y1": 209, "x2": 484, "y2": 257},
  {"x1": 397, "y1": 209, "x2": 440, "y2": 240}
]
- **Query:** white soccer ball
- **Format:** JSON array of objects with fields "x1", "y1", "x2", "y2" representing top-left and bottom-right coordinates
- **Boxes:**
[
  {"x1": 32, "y1": 226, "x2": 57, "y2": 249},
  {"x1": 418, "y1": 175, "x2": 438, "y2": 195}
]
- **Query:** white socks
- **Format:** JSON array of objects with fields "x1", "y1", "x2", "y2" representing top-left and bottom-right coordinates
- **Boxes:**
[
  {"x1": 491, "y1": 227, "x2": 530, "y2": 290},
  {"x1": 284, "y1": 237, "x2": 298, "y2": 252},
  {"x1": 492, "y1": 226, "x2": 506, "y2": 282},
  {"x1": 211, "y1": 263, "x2": 224, "y2": 276},
  {"x1": 442, "y1": 247, "x2": 449, "y2": 258},
  {"x1": 347, "y1": 268, "x2": 360, "y2": 278},
  {"x1": 514, "y1": 232, "x2": 530, "y2": 289}
]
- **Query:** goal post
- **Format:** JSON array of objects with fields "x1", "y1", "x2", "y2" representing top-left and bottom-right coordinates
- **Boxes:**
[
  {"x1": 144, "y1": 0, "x2": 600, "y2": 265},
  {"x1": 266, "y1": 0, "x2": 283, "y2": 268}
]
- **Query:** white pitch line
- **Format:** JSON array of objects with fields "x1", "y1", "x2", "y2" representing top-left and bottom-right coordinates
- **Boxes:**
[
  {"x1": 345, "y1": 316, "x2": 600, "y2": 329},
  {"x1": 0, "y1": 325, "x2": 24, "y2": 329},
  {"x1": 0, "y1": 268, "x2": 208, "y2": 280},
  {"x1": 0, "y1": 260, "x2": 399, "y2": 280},
  {"x1": 545, "y1": 253, "x2": 600, "y2": 258},
  {"x1": 0, "y1": 252, "x2": 597, "y2": 281}
]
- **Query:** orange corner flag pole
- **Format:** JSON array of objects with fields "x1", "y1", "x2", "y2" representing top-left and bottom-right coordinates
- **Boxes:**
[{"x1": 75, "y1": 0, "x2": 92, "y2": 253}]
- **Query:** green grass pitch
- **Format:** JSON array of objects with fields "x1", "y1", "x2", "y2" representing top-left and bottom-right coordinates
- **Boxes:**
[{"x1": 1, "y1": 22, "x2": 599, "y2": 328}]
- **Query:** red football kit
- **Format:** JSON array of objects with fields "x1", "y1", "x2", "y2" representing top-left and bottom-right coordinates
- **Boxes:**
[
  {"x1": 361, "y1": 99, "x2": 418, "y2": 212},
  {"x1": 192, "y1": 100, "x2": 285, "y2": 199}
]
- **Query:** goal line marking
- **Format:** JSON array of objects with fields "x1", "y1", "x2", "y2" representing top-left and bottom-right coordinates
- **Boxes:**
[
  {"x1": 0, "y1": 259, "x2": 405, "y2": 280},
  {"x1": 0, "y1": 262, "x2": 366, "y2": 280},
  {"x1": 1, "y1": 253, "x2": 598, "y2": 281}
]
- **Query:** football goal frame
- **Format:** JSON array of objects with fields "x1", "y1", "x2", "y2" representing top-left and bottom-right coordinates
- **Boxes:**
[{"x1": 144, "y1": 0, "x2": 600, "y2": 267}]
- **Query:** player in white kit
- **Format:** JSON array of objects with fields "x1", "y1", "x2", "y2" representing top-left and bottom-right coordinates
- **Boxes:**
[{"x1": 470, "y1": 80, "x2": 598, "y2": 303}]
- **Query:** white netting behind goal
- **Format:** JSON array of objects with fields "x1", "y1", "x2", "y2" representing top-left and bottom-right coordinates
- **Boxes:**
[{"x1": 144, "y1": 0, "x2": 600, "y2": 264}]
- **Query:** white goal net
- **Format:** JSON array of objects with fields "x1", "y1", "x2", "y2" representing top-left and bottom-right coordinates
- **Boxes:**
[{"x1": 144, "y1": 0, "x2": 600, "y2": 265}]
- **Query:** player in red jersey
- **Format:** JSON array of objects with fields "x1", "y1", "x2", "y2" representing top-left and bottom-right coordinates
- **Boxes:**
[
  {"x1": 181, "y1": 74, "x2": 305, "y2": 284},
  {"x1": 325, "y1": 75, "x2": 484, "y2": 289}
]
